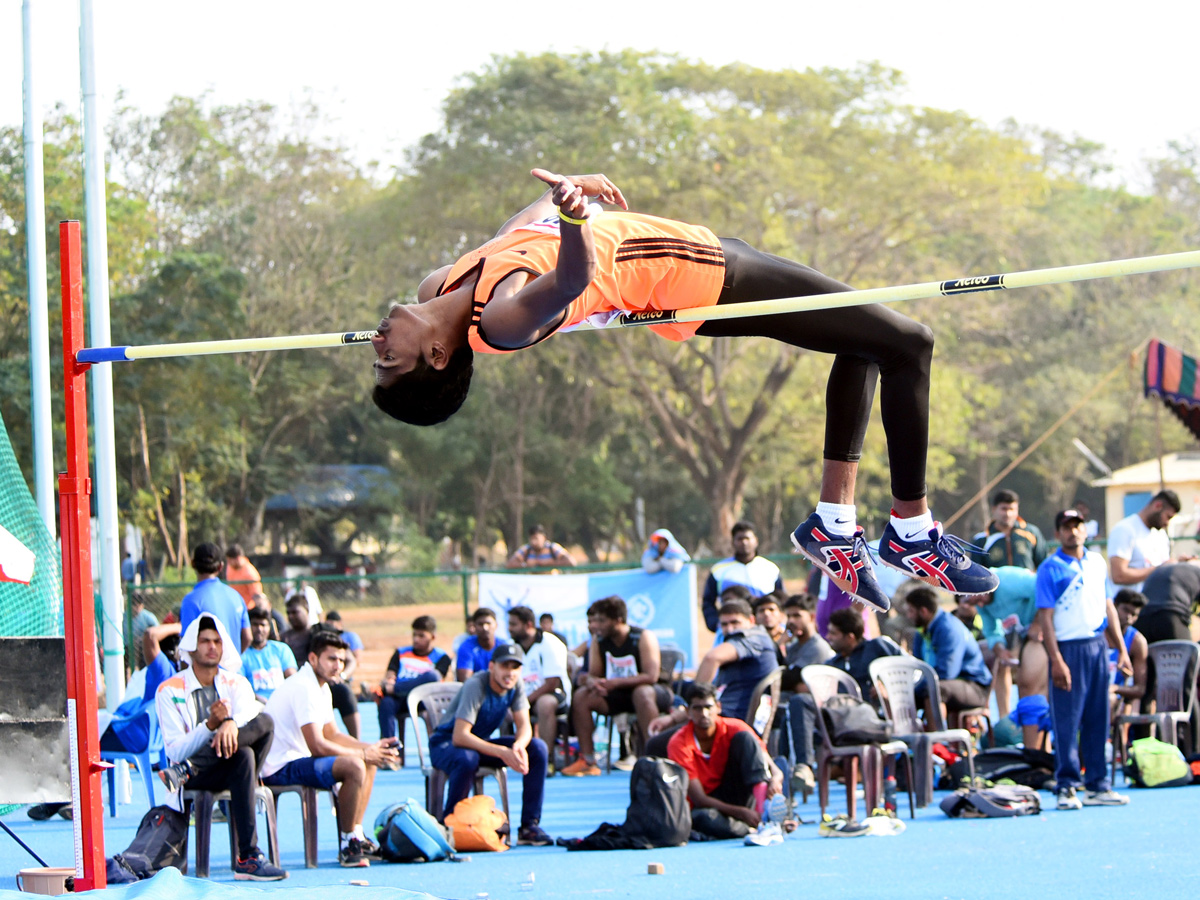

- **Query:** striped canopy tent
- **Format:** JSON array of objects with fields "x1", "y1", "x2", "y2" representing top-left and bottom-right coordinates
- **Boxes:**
[{"x1": 1145, "y1": 338, "x2": 1200, "y2": 441}]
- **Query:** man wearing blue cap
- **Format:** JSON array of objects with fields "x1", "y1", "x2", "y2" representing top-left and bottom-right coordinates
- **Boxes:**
[{"x1": 429, "y1": 642, "x2": 552, "y2": 845}]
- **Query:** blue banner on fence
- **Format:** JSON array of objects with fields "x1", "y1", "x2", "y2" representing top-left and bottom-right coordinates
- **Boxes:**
[{"x1": 478, "y1": 565, "x2": 698, "y2": 667}]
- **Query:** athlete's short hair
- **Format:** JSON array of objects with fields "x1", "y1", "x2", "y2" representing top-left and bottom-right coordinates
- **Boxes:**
[
  {"x1": 1113, "y1": 588, "x2": 1147, "y2": 610},
  {"x1": 905, "y1": 586, "x2": 942, "y2": 614},
  {"x1": 412, "y1": 615, "x2": 437, "y2": 633},
  {"x1": 783, "y1": 592, "x2": 817, "y2": 614},
  {"x1": 372, "y1": 347, "x2": 474, "y2": 426},
  {"x1": 992, "y1": 489, "x2": 1019, "y2": 506},
  {"x1": 828, "y1": 608, "x2": 864, "y2": 640},
  {"x1": 509, "y1": 605, "x2": 536, "y2": 627},
  {"x1": 588, "y1": 596, "x2": 627, "y2": 622},
  {"x1": 718, "y1": 598, "x2": 753, "y2": 620},
  {"x1": 731, "y1": 520, "x2": 756, "y2": 538},
  {"x1": 1152, "y1": 489, "x2": 1182, "y2": 513}
]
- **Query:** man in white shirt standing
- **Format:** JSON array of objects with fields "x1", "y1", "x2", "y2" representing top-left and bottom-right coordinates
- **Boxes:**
[
  {"x1": 506, "y1": 605, "x2": 571, "y2": 750},
  {"x1": 261, "y1": 629, "x2": 400, "y2": 868},
  {"x1": 155, "y1": 616, "x2": 285, "y2": 881},
  {"x1": 1038, "y1": 509, "x2": 1132, "y2": 812},
  {"x1": 1107, "y1": 490, "x2": 1180, "y2": 592}
]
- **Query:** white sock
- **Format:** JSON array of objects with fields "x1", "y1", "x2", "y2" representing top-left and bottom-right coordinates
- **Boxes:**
[
  {"x1": 341, "y1": 831, "x2": 355, "y2": 845},
  {"x1": 891, "y1": 510, "x2": 935, "y2": 541},
  {"x1": 352, "y1": 824, "x2": 367, "y2": 841},
  {"x1": 816, "y1": 502, "x2": 857, "y2": 537}
]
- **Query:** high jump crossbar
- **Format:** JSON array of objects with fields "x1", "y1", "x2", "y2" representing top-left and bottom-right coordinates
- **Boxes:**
[{"x1": 76, "y1": 248, "x2": 1200, "y2": 364}]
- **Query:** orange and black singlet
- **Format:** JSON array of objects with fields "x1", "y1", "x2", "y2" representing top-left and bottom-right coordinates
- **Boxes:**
[{"x1": 438, "y1": 211, "x2": 726, "y2": 353}]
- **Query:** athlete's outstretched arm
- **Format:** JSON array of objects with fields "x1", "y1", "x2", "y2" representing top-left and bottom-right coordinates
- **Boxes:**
[
  {"x1": 494, "y1": 170, "x2": 627, "y2": 238},
  {"x1": 481, "y1": 170, "x2": 621, "y2": 348}
]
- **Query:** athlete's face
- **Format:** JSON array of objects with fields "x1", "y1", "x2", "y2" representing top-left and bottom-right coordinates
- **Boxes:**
[
  {"x1": 593, "y1": 614, "x2": 620, "y2": 640},
  {"x1": 412, "y1": 629, "x2": 435, "y2": 655},
  {"x1": 1056, "y1": 519, "x2": 1087, "y2": 553},
  {"x1": 508, "y1": 614, "x2": 536, "y2": 643},
  {"x1": 718, "y1": 612, "x2": 751, "y2": 637},
  {"x1": 372, "y1": 304, "x2": 429, "y2": 385},
  {"x1": 489, "y1": 660, "x2": 522, "y2": 693},
  {"x1": 687, "y1": 695, "x2": 720, "y2": 734},
  {"x1": 474, "y1": 615, "x2": 497, "y2": 646},
  {"x1": 992, "y1": 501, "x2": 1020, "y2": 530},
  {"x1": 1116, "y1": 602, "x2": 1141, "y2": 631},
  {"x1": 786, "y1": 606, "x2": 814, "y2": 637},
  {"x1": 194, "y1": 629, "x2": 223, "y2": 668},
  {"x1": 250, "y1": 618, "x2": 271, "y2": 648},
  {"x1": 755, "y1": 601, "x2": 784, "y2": 632},
  {"x1": 732, "y1": 529, "x2": 758, "y2": 562}
]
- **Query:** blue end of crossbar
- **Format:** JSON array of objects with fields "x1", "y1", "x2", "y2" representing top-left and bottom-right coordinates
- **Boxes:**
[{"x1": 76, "y1": 346, "x2": 130, "y2": 363}]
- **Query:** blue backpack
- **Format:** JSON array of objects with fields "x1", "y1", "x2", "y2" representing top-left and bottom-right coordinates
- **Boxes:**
[{"x1": 373, "y1": 799, "x2": 456, "y2": 863}]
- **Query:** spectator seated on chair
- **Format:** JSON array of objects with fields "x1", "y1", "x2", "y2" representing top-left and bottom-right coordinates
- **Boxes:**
[
  {"x1": 261, "y1": 629, "x2": 399, "y2": 868},
  {"x1": 241, "y1": 608, "x2": 297, "y2": 703},
  {"x1": 378, "y1": 615, "x2": 452, "y2": 742},
  {"x1": 506, "y1": 606, "x2": 571, "y2": 754},
  {"x1": 903, "y1": 586, "x2": 993, "y2": 728},
  {"x1": 1108, "y1": 589, "x2": 1149, "y2": 718},
  {"x1": 565, "y1": 596, "x2": 672, "y2": 776},
  {"x1": 456, "y1": 608, "x2": 499, "y2": 682},
  {"x1": 538, "y1": 612, "x2": 570, "y2": 650},
  {"x1": 826, "y1": 607, "x2": 903, "y2": 702},
  {"x1": 753, "y1": 592, "x2": 792, "y2": 663},
  {"x1": 667, "y1": 683, "x2": 785, "y2": 841},
  {"x1": 154, "y1": 616, "x2": 284, "y2": 881},
  {"x1": 179, "y1": 542, "x2": 252, "y2": 666},
  {"x1": 428, "y1": 643, "x2": 553, "y2": 846},
  {"x1": 780, "y1": 592, "x2": 832, "y2": 796}
]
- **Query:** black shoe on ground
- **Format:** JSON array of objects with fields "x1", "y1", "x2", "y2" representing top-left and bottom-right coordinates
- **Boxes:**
[
  {"x1": 339, "y1": 838, "x2": 371, "y2": 868},
  {"x1": 517, "y1": 823, "x2": 553, "y2": 846},
  {"x1": 357, "y1": 836, "x2": 382, "y2": 860},
  {"x1": 233, "y1": 850, "x2": 288, "y2": 881},
  {"x1": 26, "y1": 803, "x2": 66, "y2": 821}
]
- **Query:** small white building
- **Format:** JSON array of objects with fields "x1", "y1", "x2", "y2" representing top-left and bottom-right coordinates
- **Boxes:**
[{"x1": 1092, "y1": 452, "x2": 1200, "y2": 551}]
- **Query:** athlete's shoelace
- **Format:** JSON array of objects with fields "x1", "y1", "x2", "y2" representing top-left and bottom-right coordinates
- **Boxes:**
[
  {"x1": 934, "y1": 531, "x2": 985, "y2": 566},
  {"x1": 851, "y1": 531, "x2": 875, "y2": 565}
]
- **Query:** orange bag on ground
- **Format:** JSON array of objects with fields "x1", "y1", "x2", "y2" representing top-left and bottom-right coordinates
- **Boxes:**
[{"x1": 444, "y1": 795, "x2": 509, "y2": 852}]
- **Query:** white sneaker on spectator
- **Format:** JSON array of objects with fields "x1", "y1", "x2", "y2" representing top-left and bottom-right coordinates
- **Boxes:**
[
  {"x1": 744, "y1": 822, "x2": 784, "y2": 846},
  {"x1": 612, "y1": 755, "x2": 638, "y2": 772},
  {"x1": 1056, "y1": 787, "x2": 1083, "y2": 810},
  {"x1": 1081, "y1": 789, "x2": 1129, "y2": 806}
]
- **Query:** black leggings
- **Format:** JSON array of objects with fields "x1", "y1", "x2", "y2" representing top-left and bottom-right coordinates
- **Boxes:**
[{"x1": 697, "y1": 239, "x2": 933, "y2": 501}]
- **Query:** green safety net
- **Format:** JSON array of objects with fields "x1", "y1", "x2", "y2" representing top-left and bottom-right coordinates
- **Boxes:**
[{"x1": 0, "y1": 405, "x2": 63, "y2": 816}]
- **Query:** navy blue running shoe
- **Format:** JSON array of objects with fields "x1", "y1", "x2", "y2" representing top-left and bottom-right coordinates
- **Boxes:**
[
  {"x1": 877, "y1": 521, "x2": 999, "y2": 594},
  {"x1": 791, "y1": 513, "x2": 891, "y2": 612}
]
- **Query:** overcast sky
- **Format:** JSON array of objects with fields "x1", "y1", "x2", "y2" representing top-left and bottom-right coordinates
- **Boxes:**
[{"x1": 5, "y1": 0, "x2": 1199, "y2": 191}]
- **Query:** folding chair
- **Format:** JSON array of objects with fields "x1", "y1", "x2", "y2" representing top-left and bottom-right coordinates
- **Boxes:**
[
  {"x1": 407, "y1": 682, "x2": 510, "y2": 823},
  {"x1": 1119, "y1": 640, "x2": 1200, "y2": 754},
  {"x1": 870, "y1": 656, "x2": 969, "y2": 810},
  {"x1": 101, "y1": 701, "x2": 168, "y2": 816},
  {"x1": 182, "y1": 786, "x2": 278, "y2": 878},
  {"x1": 802, "y1": 664, "x2": 907, "y2": 822}
]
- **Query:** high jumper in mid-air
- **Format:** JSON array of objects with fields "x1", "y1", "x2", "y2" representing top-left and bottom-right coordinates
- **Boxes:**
[{"x1": 370, "y1": 168, "x2": 998, "y2": 610}]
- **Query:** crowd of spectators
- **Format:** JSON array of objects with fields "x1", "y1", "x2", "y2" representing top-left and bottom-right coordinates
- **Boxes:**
[{"x1": 54, "y1": 497, "x2": 1200, "y2": 862}]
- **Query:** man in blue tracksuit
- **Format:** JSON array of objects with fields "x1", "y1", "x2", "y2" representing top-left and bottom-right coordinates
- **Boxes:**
[{"x1": 1037, "y1": 508, "x2": 1131, "y2": 811}]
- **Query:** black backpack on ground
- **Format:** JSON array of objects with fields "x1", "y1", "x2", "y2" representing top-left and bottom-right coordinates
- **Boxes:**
[
  {"x1": 943, "y1": 747, "x2": 1056, "y2": 790},
  {"x1": 114, "y1": 805, "x2": 189, "y2": 878},
  {"x1": 563, "y1": 757, "x2": 690, "y2": 851},
  {"x1": 940, "y1": 784, "x2": 1041, "y2": 818}
]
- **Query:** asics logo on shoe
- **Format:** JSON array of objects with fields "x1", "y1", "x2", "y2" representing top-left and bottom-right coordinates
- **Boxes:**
[
  {"x1": 819, "y1": 546, "x2": 863, "y2": 594},
  {"x1": 886, "y1": 541, "x2": 956, "y2": 591}
]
